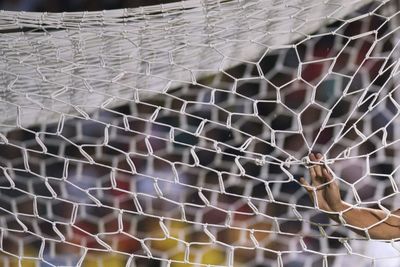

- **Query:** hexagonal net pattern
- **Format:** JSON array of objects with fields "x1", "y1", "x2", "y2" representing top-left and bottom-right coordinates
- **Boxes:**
[{"x1": 1, "y1": 0, "x2": 400, "y2": 267}]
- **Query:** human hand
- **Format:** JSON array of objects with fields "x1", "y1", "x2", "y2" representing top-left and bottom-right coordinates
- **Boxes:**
[{"x1": 300, "y1": 153, "x2": 344, "y2": 212}]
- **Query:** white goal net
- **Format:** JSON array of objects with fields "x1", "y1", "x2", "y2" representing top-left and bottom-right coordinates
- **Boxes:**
[{"x1": 1, "y1": 0, "x2": 400, "y2": 266}]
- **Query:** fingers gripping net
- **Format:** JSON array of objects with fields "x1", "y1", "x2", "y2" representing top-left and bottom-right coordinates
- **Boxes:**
[{"x1": 1, "y1": 0, "x2": 400, "y2": 266}]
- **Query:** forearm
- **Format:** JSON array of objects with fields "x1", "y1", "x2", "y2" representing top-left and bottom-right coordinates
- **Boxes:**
[
  {"x1": 328, "y1": 201, "x2": 400, "y2": 240},
  {"x1": 302, "y1": 154, "x2": 400, "y2": 240}
]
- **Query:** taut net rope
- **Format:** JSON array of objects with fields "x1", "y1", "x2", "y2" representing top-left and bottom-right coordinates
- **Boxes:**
[{"x1": 1, "y1": 1, "x2": 400, "y2": 266}]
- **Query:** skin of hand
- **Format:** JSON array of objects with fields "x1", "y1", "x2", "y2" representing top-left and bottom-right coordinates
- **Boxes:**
[
  {"x1": 299, "y1": 153, "x2": 400, "y2": 240},
  {"x1": 299, "y1": 153, "x2": 345, "y2": 212}
]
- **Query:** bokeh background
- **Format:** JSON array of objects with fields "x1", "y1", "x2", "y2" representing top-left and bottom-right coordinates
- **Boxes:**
[{"x1": 1, "y1": 1, "x2": 400, "y2": 267}]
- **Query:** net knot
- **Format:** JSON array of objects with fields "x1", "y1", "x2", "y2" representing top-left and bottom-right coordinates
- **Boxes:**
[{"x1": 301, "y1": 156, "x2": 310, "y2": 166}]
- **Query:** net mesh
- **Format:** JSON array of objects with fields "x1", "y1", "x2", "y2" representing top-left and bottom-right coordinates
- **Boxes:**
[{"x1": 1, "y1": 0, "x2": 400, "y2": 266}]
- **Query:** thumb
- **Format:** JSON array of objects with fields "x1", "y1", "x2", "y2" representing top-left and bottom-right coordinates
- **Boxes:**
[
  {"x1": 299, "y1": 177, "x2": 312, "y2": 192},
  {"x1": 300, "y1": 177, "x2": 315, "y2": 202}
]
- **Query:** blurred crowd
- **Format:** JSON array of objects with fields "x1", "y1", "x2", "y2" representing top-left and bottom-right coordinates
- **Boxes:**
[{"x1": 0, "y1": 1, "x2": 399, "y2": 267}]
